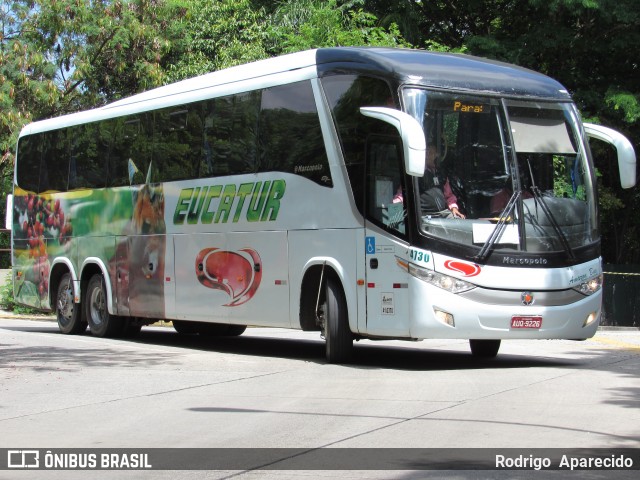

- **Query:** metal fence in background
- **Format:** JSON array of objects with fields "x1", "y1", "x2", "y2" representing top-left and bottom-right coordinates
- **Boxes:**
[{"x1": 602, "y1": 264, "x2": 640, "y2": 327}]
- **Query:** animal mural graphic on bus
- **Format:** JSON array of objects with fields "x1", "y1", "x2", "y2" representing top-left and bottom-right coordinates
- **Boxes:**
[
  {"x1": 195, "y1": 247, "x2": 262, "y2": 306},
  {"x1": 113, "y1": 182, "x2": 166, "y2": 319}
]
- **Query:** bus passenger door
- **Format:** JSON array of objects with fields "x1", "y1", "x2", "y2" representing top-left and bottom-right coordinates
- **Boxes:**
[{"x1": 363, "y1": 136, "x2": 411, "y2": 337}]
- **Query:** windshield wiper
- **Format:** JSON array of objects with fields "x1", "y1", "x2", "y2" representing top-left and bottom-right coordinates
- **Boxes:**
[
  {"x1": 525, "y1": 160, "x2": 576, "y2": 261},
  {"x1": 475, "y1": 190, "x2": 519, "y2": 263}
]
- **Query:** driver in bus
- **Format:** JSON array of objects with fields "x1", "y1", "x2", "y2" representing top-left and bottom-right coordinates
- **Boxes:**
[{"x1": 420, "y1": 146, "x2": 465, "y2": 219}]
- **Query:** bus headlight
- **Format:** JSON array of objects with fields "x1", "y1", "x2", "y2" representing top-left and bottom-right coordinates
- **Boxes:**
[
  {"x1": 573, "y1": 274, "x2": 603, "y2": 296},
  {"x1": 408, "y1": 263, "x2": 475, "y2": 294},
  {"x1": 583, "y1": 311, "x2": 599, "y2": 327}
]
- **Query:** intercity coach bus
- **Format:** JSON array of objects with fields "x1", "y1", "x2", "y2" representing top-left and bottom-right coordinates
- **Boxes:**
[{"x1": 10, "y1": 47, "x2": 636, "y2": 363}]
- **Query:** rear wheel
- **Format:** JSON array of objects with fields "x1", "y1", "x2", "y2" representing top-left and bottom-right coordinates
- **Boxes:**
[
  {"x1": 198, "y1": 323, "x2": 246, "y2": 336},
  {"x1": 173, "y1": 320, "x2": 246, "y2": 336},
  {"x1": 172, "y1": 320, "x2": 200, "y2": 334},
  {"x1": 85, "y1": 274, "x2": 122, "y2": 338},
  {"x1": 120, "y1": 318, "x2": 143, "y2": 337},
  {"x1": 226, "y1": 325, "x2": 247, "y2": 336},
  {"x1": 322, "y1": 277, "x2": 353, "y2": 364},
  {"x1": 56, "y1": 273, "x2": 86, "y2": 334},
  {"x1": 469, "y1": 339, "x2": 501, "y2": 358}
]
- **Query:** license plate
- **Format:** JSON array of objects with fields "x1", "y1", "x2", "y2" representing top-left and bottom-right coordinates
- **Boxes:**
[{"x1": 511, "y1": 316, "x2": 542, "y2": 329}]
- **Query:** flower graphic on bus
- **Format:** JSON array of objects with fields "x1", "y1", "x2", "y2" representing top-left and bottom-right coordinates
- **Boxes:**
[{"x1": 195, "y1": 248, "x2": 262, "y2": 306}]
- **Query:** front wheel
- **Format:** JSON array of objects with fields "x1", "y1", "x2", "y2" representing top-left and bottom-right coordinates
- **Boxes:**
[
  {"x1": 56, "y1": 273, "x2": 86, "y2": 334},
  {"x1": 469, "y1": 339, "x2": 501, "y2": 358},
  {"x1": 322, "y1": 277, "x2": 353, "y2": 364},
  {"x1": 85, "y1": 274, "x2": 122, "y2": 338}
]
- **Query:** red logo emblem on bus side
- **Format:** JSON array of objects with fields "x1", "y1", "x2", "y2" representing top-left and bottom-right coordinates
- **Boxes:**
[
  {"x1": 444, "y1": 260, "x2": 481, "y2": 277},
  {"x1": 196, "y1": 248, "x2": 262, "y2": 306}
]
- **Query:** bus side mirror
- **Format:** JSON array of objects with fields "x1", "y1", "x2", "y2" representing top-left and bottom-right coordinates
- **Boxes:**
[
  {"x1": 360, "y1": 107, "x2": 426, "y2": 176},
  {"x1": 584, "y1": 123, "x2": 636, "y2": 189}
]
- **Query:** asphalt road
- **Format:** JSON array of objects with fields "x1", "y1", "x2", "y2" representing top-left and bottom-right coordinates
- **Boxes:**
[{"x1": 0, "y1": 317, "x2": 639, "y2": 480}]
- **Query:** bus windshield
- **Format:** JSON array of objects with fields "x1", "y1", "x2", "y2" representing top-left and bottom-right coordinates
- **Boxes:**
[{"x1": 403, "y1": 88, "x2": 598, "y2": 257}]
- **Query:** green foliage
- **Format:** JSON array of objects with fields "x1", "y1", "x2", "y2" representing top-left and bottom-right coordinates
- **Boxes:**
[
  {"x1": 605, "y1": 90, "x2": 640, "y2": 124},
  {"x1": 165, "y1": 0, "x2": 410, "y2": 83},
  {"x1": 0, "y1": 271, "x2": 40, "y2": 314},
  {"x1": 270, "y1": 0, "x2": 410, "y2": 52},
  {"x1": 164, "y1": 0, "x2": 269, "y2": 82},
  {"x1": 552, "y1": 156, "x2": 586, "y2": 201}
]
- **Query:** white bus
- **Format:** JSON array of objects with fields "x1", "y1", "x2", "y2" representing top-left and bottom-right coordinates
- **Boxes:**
[{"x1": 10, "y1": 47, "x2": 636, "y2": 362}]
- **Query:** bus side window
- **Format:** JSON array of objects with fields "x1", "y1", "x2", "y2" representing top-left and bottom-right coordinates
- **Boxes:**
[
  {"x1": 16, "y1": 135, "x2": 40, "y2": 193},
  {"x1": 40, "y1": 129, "x2": 69, "y2": 193},
  {"x1": 106, "y1": 118, "x2": 130, "y2": 188},
  {"x1": 69, "y1": 124, "x2": 106, "y2": 190},
  {"x1": 259, "y1": 80, "x2": 331, "y2": 186},
  {"x1": 366, "y1": 137, "x2": 406, "y2": 236},
  {"x1": 321, "y1": 75, "x2": 397, "y2": 216},
  {"x1": 107, "y1": 116, "x2": 151, "y2": 187},
  {"x1": 126, "y1": 115, "x2": 152, "y2": 185},
  {"x1": 153, "y1": 105, "x2": 203, "y2": 182},
  {"x1": 200, "y1": 92, "x2": 259, "y2": 178}
]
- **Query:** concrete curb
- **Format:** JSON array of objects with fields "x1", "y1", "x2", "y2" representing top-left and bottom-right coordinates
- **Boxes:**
[{"x1": 0, "y1": 310, "x2": 55, "y2": 320}]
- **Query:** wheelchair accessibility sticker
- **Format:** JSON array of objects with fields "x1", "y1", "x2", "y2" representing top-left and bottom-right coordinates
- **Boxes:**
[{"x1": 366, "y1": 236, "x2": 376, "y2": 255}]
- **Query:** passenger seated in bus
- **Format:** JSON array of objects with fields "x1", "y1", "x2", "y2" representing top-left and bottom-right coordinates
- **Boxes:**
[
  {"x1": 490, "y1": 160, "x2": 543, "y2": 216},
  {"x1": 420, "y1": 147, "x2": 465, "y2": 219},
  {"x1": 490, "y1": 181, "x2": 533, "y2": 217}
]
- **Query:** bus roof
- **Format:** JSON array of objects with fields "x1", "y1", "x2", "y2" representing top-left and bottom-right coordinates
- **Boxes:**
[
  {"x1": 20, "y1": 47, "x2": 571, "y2": 137},
  {"x1": 316, "y1": 47, "x2": 571, "y2": 100}
]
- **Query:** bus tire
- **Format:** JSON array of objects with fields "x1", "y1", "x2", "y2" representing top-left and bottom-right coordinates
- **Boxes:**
[
  {"x1": 324, "y1": 277, "x2": 353, "y2": 364},
  {"x1": 56, "y1": 272, "x2": 87, "y2": 334},
  {"x1": 172, "y1": 320, "x2": 201, "y2": 334},
  {"x1": 85, "y1": 274, "x2": 122, "y2": 338},
  {"x1": 469, "y1": 339, "x2": 501, "y2": 358},
  {"x1": 120, "y1": 318, "x2": 143, "y2": 337},
  {"x1": 198, "y1": 323, "x2": 246, "y2": 336},
  {"x1": 226, "y1": 325, "x2": 247, "y2": 336}
]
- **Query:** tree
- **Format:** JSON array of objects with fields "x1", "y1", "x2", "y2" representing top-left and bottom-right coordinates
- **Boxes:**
[
  {"x1": 164, "y1": 0, "x2": 269, "y2": 82},
  {"x1": 268, "y1": 0, "x2": 409, "y2": 53},
  {"x1": 1, "y1": 0, "x2": 185, "y2": 159},
  {"x1": 165, "y1": 0, "x2": 410, "y2": 83},
  {"x1": 0, "y1": 0, "x2": 184, "y2": 268}
]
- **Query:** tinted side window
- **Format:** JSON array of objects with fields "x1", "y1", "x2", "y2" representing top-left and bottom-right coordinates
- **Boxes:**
[
  {"x1": 154, "y1": 105, "x2": 203, "y2": 182},
  {"x1": 259, "y1": 81, "x2": 331, "y2": 186},
  {"x1": 320, "y1": 75, "x2": 396, "y2": 214},
  {"x1": 366, "y1": 136, "x2": 406, "y2": 237},
  {"x1": 16, "y1": 135, "x2": 40, "y2": 192},
  {"x1": 69, "y1": 124, "x2": 106, "y2": 189},
  {"x1": 108, "y1": 115, "x2": 152, "y2": 186},
  {"x1": 106, "y1": 119, "x2": 129, "y2": 187},
  {"x1": 201, "y1": 91, "x2": 260, "y2": 178},
  {"x1": 38, "y1": 130, "x2": 69, "y2": 192}
]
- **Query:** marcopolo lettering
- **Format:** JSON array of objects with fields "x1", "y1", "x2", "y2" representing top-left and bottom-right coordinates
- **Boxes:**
[
  {"x1": 502, "y1": 256, "x2": 548, "y2": 266},
  {"x1": 173, "y1": 180, "x2": 286, "y2": 226}
]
